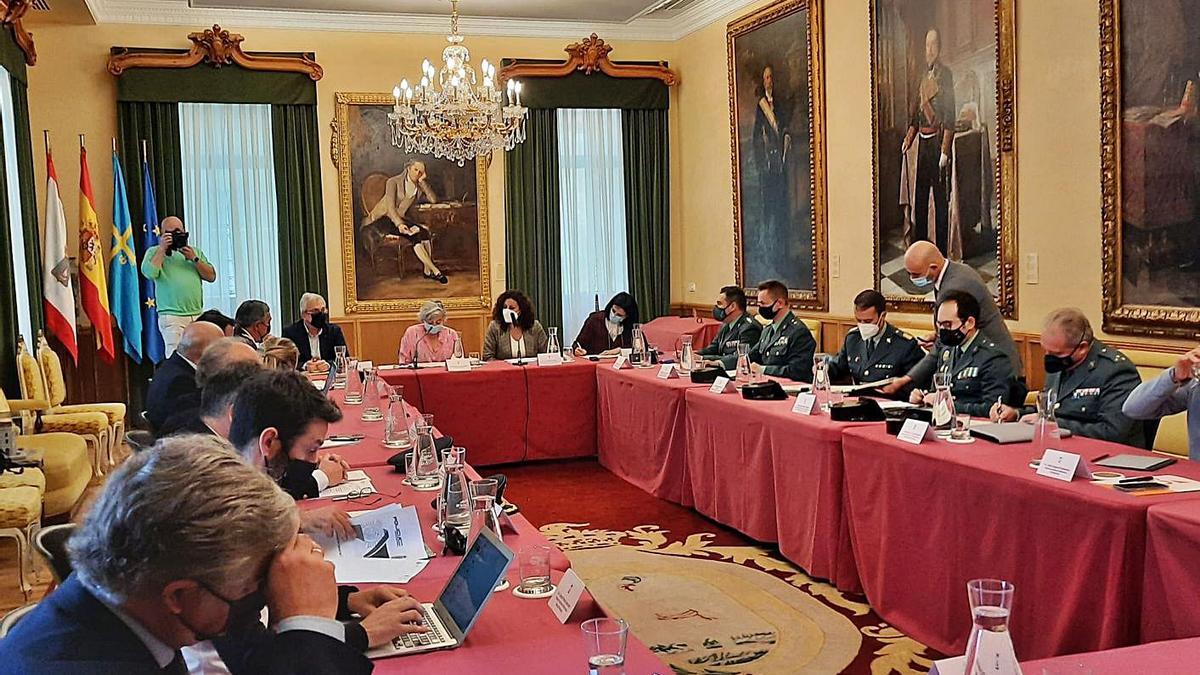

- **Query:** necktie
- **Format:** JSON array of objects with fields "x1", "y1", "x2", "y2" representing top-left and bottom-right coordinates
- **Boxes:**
[
  {"x1": 164, "y1": 652, "x2": 187, "y2": 675},
  {"x1": 865, "y1": 338, "x2": 875, "y2": 359}
]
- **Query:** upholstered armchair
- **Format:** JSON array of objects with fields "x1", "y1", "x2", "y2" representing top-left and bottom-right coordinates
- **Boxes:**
[
  {"x1": 15, "y1": 339, "x2": 111, "y2": 477},
  {"x1": 1, "y1": 391, "x2": 92, "y2": 517},
  {"x1": 34, "y1": 335, "x2": 127, "y2": 469}
]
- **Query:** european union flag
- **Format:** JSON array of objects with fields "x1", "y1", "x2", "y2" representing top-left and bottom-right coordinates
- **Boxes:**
[
  {"x1": 109, "y1": 150, "x2": 142, "y2": 362},
  {"x1": 140, "y1": 157, "x2": 165, "y2": 364}
]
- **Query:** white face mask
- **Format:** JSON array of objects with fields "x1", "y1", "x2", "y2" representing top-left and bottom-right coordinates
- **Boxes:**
[
  {"x1": 502, "y1": 307, "x2": 519, "y2": 325},
  {"x1": 857, "y1": 322, "x2": 881, "y2": 340}
]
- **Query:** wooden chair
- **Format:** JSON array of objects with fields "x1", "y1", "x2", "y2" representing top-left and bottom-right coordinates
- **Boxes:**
[
  {"x1": 15, "y1": 340, "x2": 109, "y2": 479},
  {"x1": 0, "y1": 470, "x2": 44, "y2": 598}
]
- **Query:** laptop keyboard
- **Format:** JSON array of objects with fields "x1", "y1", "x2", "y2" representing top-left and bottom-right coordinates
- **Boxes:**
[{"x1": 393, "y1": 606, "x2": 450, "y2": 650}]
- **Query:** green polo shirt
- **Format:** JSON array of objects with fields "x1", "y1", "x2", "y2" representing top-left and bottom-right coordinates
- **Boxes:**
[{"x1": 140, "y1": 245, "x2": 210, "y2": 316}]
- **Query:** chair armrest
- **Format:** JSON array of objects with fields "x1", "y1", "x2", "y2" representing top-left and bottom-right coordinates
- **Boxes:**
[{"x1": 6, "y1": 398, "x2": 49, "y2": 412}]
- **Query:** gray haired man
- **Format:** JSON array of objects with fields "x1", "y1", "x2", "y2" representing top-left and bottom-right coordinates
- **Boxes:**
[
  {"x1": 1124, "y1": 345, "x2": 1200, "y2": 459},
  {"x1": 0, "y1": 435, "x2": 373, "y2": 673}
]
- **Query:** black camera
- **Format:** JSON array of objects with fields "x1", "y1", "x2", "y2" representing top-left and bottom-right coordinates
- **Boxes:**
[{"x1": 166, "y1": 230, "x2": 188, "y2": 256}]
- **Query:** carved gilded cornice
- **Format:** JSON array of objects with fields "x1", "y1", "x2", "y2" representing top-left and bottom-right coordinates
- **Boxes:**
[
  {"x1": 498, "y1": 33, "x2": 677, "y2": 86},
  {"x1": 1, "y1": 0, "x2": 36, "y2": 66},
  {"x1": 107, "y1": 24, "x2": 323, "y2": 80}
]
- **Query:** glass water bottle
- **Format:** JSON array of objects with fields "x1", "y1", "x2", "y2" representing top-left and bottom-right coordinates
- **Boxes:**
[
  {"x1": 383, "y1": 385, "x2": 412, "y2": 449},
  {"x1": 343, "y1": 359, "x2": 363, "y2": 404},
  {"x1": 932, "y1": 371, "x2": 956, "y2": 436},
  {"x1": 410, "y1": 422, "x2": 442, "y2": 491},
  {"x1": 679, "y1": 335, "x2": 694, "y2": 374},
  {"x1": 546, "y1": 327, "x2": 561, "y2": 357},
  {"x1": 962, "y1": 579, "x2": 1020, "y2": 675},
  {"x1": 735, "y1": 343, "x2": 751, "y2": 384},
  {"x1": 437, "y1": 448, "x2": 472, "y2": 537}
]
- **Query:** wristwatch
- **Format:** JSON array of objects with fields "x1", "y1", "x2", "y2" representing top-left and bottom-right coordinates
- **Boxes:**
[{"x1": 190, "y1": 256, "x2": 200, "y2": 264}]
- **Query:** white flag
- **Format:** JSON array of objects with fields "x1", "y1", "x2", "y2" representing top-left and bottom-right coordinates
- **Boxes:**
[{"x1": 42, "y1": 148, "x2": 77, "y2": 363}]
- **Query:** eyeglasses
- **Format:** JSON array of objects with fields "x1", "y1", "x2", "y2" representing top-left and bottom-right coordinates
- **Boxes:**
[{"x1": 331, "y1": 488, "x2": 398, "y2": 505}]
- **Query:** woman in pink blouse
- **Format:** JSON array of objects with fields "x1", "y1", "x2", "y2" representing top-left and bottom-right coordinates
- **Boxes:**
[{"x1": 397, "y1": 300, "x2": 461, "y2": 363}]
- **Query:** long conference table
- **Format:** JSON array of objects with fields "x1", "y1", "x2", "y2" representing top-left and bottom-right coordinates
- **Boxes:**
[{"x1": 341, "y1": 358, "x2": 1200, "y2": 664}]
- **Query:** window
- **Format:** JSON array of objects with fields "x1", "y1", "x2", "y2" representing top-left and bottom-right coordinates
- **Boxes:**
[
  {"x1": 178, "y1": 103, "x2": 281, "y2": 333},
  {"x1": 0, "y1": 66, "x2": 31, "y2": 347},
  {"x1": 557, "y1": 108, "x2": 629, "y2": 342}
]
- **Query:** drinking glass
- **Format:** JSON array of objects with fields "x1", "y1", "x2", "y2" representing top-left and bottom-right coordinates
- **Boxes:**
[
  {"x1": 469, "y1": 351, "x2": 482, "y2": 364},
  {"x1": 952, "y1": 413, "x2": 972, "y2": 441},
  {"x1": 581, "y1": 618, "x2": 628, "y2": 674},
  {"x1": 517, "y1": 544, "x2": 554, "y2": 596},
  {"x1": 963, "y1": 579, "x2": 1020, "y2": 675}
]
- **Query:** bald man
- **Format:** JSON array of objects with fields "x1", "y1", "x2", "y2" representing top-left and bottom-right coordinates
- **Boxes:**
[
  {"x1": 143, "y1": 320, "x2": 223, "y2": 432},
  {"x1": 140, "y1": 216, "x2": 217, "y2": 355},
  {"x1": 880, "y1": 242, "x2": 1022, "y2": 398},
  {"x1": 155, "y1": 337, "x2": 262, "y2": 437}
]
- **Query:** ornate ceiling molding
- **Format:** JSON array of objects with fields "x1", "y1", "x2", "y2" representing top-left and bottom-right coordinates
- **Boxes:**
[
  {"x1": 107, "y1": 24, "x2": 323, "y2": 79},
  {"x1": 499, "y1": 33, "x2": 678, "y2": 86},
  {"x1": 2, "y1": 0, "x2": 37, "y2": 66},
  {"x1": 82, "y1": 0, "x2": 759, "y2": 42}
]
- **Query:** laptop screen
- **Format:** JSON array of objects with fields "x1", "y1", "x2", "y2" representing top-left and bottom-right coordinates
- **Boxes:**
[
  {"x1": 439, "y1": 530, "x2": 513, "y2": 634},
  {"x1": 321, "y1": 360, "x2": 339, "y2": 396}
]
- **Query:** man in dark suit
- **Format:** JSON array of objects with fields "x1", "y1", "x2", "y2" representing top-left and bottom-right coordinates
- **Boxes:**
[
  {"x1": 0, "y1": 436, "x2": 378, "y2": 674},
  {"x1": 882, "y1": 242, "x2": 1023, "y2": 402},
  {"x1": 748, "y1": 279, "x2": 817, "y2": 382},
  {"x1": 160, "y1": 360, "x2": 265, "y2": 438},
  {"x1": 828, "y1": 289, "x2": 925, "y2": 395},
  {"x1": 234, "y1": 299, "x2": 272, "y2": 347},
  {"x1": 144, "y1": 320, "x2": 223, "y2": 432},
  {"x1": 281, "y1": 292, "x2": 348, "y2": 372}
]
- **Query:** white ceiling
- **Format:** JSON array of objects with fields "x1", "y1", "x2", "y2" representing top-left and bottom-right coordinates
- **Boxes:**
[{"x1": 79, "y1": 0, "x2": 759, "y2": 40}]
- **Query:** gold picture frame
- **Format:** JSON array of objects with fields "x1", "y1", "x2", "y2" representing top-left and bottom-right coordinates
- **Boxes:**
[
  {"x1": 868, "y1": 0, "x2": 1018, "y2": 317},
  {"x1": 727, "y1": 0, "x2": 829, "y2": 311},
  {"x1": 1099, "y1": 0, "x2": 1200, "y2": 338},
  {"x1": 333, "y1": 92, "x2": 492, "y2": 315}
]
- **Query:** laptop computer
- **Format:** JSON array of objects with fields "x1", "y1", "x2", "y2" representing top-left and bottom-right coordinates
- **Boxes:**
[
  {"x1": 970, "y1": 422, "x2": 1073, "y2": 444},
  {"x1": 321, "y1": 360, "x2": 339, "y2": 396},
  {"x1": 368, "y1": 527, "x2": 514, "y2": 658}
]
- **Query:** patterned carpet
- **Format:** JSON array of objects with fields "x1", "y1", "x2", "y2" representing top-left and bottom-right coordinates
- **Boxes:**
[{"x1": 503, "y1": 459, "x2": 940, "y2": 675}]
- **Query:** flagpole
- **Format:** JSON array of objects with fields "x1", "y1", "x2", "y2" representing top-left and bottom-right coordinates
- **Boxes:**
[
  {"x1": 112, "y1": 137, "x2": 117, "y2": 154},
  {"x1": 42, "y1": 129, "x2": 49, "y2": 155},
  {"x1": 79, "y1": 133, "x2": 85, "y2": 151},
  {"x1": 141, "y1": 139, "x2": 147, "y2": 163}
]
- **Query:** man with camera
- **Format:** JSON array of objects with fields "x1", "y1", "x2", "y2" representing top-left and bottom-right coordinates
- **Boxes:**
[{"x1": 141, "y1": 216, "x2": 217, "y2": 356}]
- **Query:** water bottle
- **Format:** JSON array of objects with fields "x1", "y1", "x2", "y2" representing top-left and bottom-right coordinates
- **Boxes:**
[
  {"x1": 333, "y1": 346, "x2": 348, "y2": 389},
  {"x1": 343, "y1": 359, "x2": 363, "y2": 405},
  {"x1": 932, "y1": 371, "x2": 955, "y2": 437},
  {"x1": 546, "y1": 327, "x2": 561, "y2": 357},
  {"x1": 1034, "y1": 389, "x2": 1060, "y2": 450},
  {"x1": 360, "y1": 366, "x2": 382, "y2": 420},
  {"x1": 452, "y1": 335, "x2": 465, "y2": 360},
  {"x1": 963, "y1": 579, "x2": 1020, "y2": 675},
  {"x1": 812, "y1": 353, "x2": 830, "y2": 391},
  {"x1": 630, "y1": 325, "x2": 645, "y2": 366},
  {"x1": 383, "y1": 386, "x2": 412, "y2": 449},
  {"x1": 735, "y1": 342, "x2": 751, "y2": 384},
  {"x1": 410, "y1": 422, "x2": 442, "y2": 491},
  {"x1": 437, "y1": 449, "x2": 472, "y2": 537},
  {"x1": 679, "y1": 334, "x2": 694, "y2": 374}
]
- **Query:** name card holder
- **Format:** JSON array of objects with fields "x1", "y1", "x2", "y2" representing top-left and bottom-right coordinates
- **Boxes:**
[
  {"x1": 1036, "y1": 449, "x2": 1092, "y2": 482},
  {"x1": 446, "y1": 358, "x2": 472, "y2": 373},
  {"x1": 356, "y1": 360, "x2": 374, "y2": 372},
  {"x1": 792, "y1": 393, "x2": 817, "y2": 415},
  {"x1": 613, "y1": 354, "x2": 631, "y2": 370},
  {"x1": 897, "y1": 419, "x2": 931, "y2": 445},
  {"x1": 656, "y1": 364, "x2": 678, "y2": 380},
  {"x1": 537, "y1": 353, "x2": 564, "y2": 367},
  {"x1": 709, "y1": 376, "x2": 731, "y2": 394},
  {"x1": 548, "y1": 568, "x2": 586, "y2": 624}
]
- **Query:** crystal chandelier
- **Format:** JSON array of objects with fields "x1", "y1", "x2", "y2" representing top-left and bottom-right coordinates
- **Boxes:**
[{"x1": 390, "y1": 0, "x2": 528, "y2": 166}]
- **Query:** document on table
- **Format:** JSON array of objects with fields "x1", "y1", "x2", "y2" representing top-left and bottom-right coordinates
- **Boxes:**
[
  {"x1": 318, "y1": 470, "x2": 375, "y2": 499},
  {"x1": 1098, "y1": 475, "x2": 1200, "y2": 496},
  {"x1": 875, "y1": 400, "x2": 916, "y2": 411},
  {"x1": 379, "y1": 362, "x2": 444, "y2": 370},
  {"x1": 830, "y1": 378, "x2": 895, "y2": 394},
  {"x1": 314, "y1": 504, "x2": 430, "y2": 583}
]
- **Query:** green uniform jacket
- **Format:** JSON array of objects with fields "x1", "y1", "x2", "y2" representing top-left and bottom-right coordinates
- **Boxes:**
[
  {"x1": 931, "y1": 334, "x2": 1016, "y2": 417},
  {"x1": 749, "y1": 312, "x2": 817, "y2": 383},
  {"x1": 696, "y1": 314, "x2": 763, "y2": 370},
  {"x1": 828, "y1": 323, "x2": 925, "y2": 387},
  {"x1": 1032, "y1": 340, "x2": 1147, "y2": 448}
]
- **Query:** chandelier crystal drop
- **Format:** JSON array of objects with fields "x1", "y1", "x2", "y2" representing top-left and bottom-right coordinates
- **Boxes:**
[{"x1": 389, "y1": 0, "x2": 528, "y2": 166}]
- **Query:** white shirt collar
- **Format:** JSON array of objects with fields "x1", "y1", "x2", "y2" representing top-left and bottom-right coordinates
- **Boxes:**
[
  {"x1": 934, "y1": 261, "x2": 950, "y2": 291},
  {"x1": 179, "y1": 354, "x2": 198, "y2": 371},
  {"x1": 96, "y1": 596, "x2": 177, "y2": 668}
]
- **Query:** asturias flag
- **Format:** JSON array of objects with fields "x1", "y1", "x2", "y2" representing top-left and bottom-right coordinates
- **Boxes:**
[
  {"x1": 41, "y1": 146, "x2": 77, "y2": 364},
  {"x1": 140, "y1": 156, "x2": 165, "y2": 364},
  {"x1": 109, "y1": 148, "x2": 142, "y2": 362},
  {"x1": 78, "y1": 144, "x2": 115, "y2": 363}
]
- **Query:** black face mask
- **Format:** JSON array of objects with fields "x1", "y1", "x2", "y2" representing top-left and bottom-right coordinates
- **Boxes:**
[
  {"x1": 712, "y1": 304, "x2": 727, "y2": 321},
  {"x1": 1044, "y1": 340, "x2": 1084, "y2": 374},
  {"x1": 182, "y1": 582, "x2": 267, "y2": 641},
  {"x1": 938, "y1": 326, "x2": 967, "y2": 347},
  {"x1": 758, "y1": 302, "x2": 779, "y2": 321},
  {"x1": 310, "y1": 312, "x2": 329, "y2": 329}
]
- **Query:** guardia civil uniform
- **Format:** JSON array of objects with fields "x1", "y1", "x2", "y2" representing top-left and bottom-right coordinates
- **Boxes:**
[
  {"x1": 748, "y1": 312, "x2": 817, "y2": 383},
  {"x1": 697, "y1": 313, "x2": 763, "y2": 370},
  {"x1": 828, "y1": 323, "x2": 925, "y2": 388},
  {"x1": 1034, "y1": 340, "x2": 1146, "y2": 448},
  {"x1": 929, "y1": 332, "x2": 1016, "y2": 417}
]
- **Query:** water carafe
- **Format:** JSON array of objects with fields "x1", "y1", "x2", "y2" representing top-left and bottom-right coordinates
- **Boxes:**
[
  {"x1": 962, "y1": 579, "x2": 1021, "y2": 675},
  {"x1": 409, "y1": 422, "x2": 442, "y2": 491},
  {"x1": 735, "y1": 343, "x2": 752, "y2": 384},
  {"x1": 437, "y1": 448, "x2": 472, "y2": 537},
  {"x1": 679, "y1": 334, "x2": 694, "y2": 374},
  {"x1": 932, "y1": 371, "x2": 956, "y2": 436},
  {"x1": 547, "y1": 327, "x2": 561, "y2": 357},
  {"x1": 1034, "y1": 389, "x2": 1060, "y2": 451},
  {"x1": 383, "y1": 385, "x2": 412, "y2": 449},
  {"x1": 343, "y1": 359, "x2": 363, "y2": 405}
]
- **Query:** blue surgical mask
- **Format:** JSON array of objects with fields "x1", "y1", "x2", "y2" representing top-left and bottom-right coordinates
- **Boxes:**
[
  {"x1": 608, "y1": 310, "x2": 624, "y2": 324},
  {"x1": 424, "y1": 322, "x2": 442, "y2": 335},
  {"x1": 911, "y1": 275, "x2": 932, "y2": 288}
]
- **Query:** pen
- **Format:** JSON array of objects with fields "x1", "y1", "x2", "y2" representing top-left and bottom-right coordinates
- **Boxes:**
[
  {"x1": 995, "y1": 395, "x2": 1005, "y2": 423},
  {"x1": 1092, "y1": 453, "x2": 1110, "y2": 462}
]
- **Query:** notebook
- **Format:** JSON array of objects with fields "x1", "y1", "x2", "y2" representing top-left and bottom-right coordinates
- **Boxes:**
[
  {"x1": 970, "y1": 423, "x2": 1073, "y2": 444},
  {"x1": 1093, "y1": 454, "x2": 1177, "y2": 472}
]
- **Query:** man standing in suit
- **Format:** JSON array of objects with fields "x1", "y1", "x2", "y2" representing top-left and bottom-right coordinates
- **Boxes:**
[
  {"x1": 144, "y1": 320, "x2": 223, "y2": 432},
  {"x1": 0, "y1": 435, "x2": 377, "y2": 674},
  {"x1": 992, "y1": 308, "x2": 1145, "y2": 447},
  {"x1": 828, "y1": 289, "x2": 924, "y2": 394},
  {"x1": 909, "y1": 291, "x2": 1016, "y2": 417},
  {"x1": 881, "y1": 242, "x2": 1023, "y2": 399},
  {"x1": 698, "y1": 285, "x2": 762, "y2": 370},
  {"x1": 748, "y1": 279, "x2": 817, "y2": 382},
  {"x1": 281, "y1": 292, "x2": 347, "y2": 372}
]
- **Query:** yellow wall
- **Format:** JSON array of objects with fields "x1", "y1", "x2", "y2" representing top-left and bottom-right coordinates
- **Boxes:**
[
  {"x1": 25, "y1": 0, "x2": 1194, "y2": 349},
  {"x1": 23, "y1": 18, "x2": 679, "y2": 317}
]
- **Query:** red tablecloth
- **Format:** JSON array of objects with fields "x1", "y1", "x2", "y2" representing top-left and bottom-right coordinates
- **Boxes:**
[
  {"x1": 1143, "y1": 500, "x2": 1200, "y2": 642},
  {"x1": 842, "y1": 424, "x2": 1200, "y2": 660},
  {"x1": 1019, "y1": 637, "x2": 1200, "y2": 675},
  {"x1": 524, "y1": 360, "x2": 598, "y2": 460},
  {"x1": 596, "y1": 366, "x2": 704, "y2": 506},
  {"x1": 683, "y1": 389, "x2": 866, "y2": 592},
  {"x1": 380, "y1": 363, "x2": 528, "y2": 465},
  {"x1": 640, "y1": 316, "x2": 721, "y2": 353}
]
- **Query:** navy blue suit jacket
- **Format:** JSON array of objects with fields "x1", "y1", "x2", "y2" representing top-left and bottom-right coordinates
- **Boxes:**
[
  {"x1": 0, "y1": 575, "x2": 372, "y2": 675},
  {"x1": 145, "y1": 352, "x2": 199, "y2": 432},
  {"x1": 281, "y1": 320, "x2": 347, "y2": 366}
]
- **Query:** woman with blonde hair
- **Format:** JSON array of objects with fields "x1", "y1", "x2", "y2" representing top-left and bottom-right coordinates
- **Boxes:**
[{"x1": 260, "y1": 335, "x2": 300, "y2": 370}]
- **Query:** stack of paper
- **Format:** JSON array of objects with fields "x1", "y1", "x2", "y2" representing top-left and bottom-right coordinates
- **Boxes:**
[
  {"x1": 314, "y1": 504, "x2": 431, "y2": 583},
  {"x1": 318, "y1": 471, "x2": 375, "y2": 499}
]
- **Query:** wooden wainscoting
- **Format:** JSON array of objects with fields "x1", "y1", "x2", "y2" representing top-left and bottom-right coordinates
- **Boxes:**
[{"x1": 669, "y1": 302, "x2": 1192, "y2": 391}]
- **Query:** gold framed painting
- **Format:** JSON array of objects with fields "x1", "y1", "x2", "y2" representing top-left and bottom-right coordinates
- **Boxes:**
[
  {"x1": 1100, "y1": 0, "x2": 1200, "y2": 338},
  {"x1": 728, "y1": 0, "x2": 829, "y2": 311},
  {"x1": 333, "y1": 92, "x2": 492, "y2": 314},
  {"x1": 869, "y1": 0, "x2": 1018, "y2": 317}
]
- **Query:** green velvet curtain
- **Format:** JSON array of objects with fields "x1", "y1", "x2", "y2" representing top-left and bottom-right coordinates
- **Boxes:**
[
  {"x1": 116, "y1": 101, "x2": 186, "y2": 226},
  {"x1": 622, "y1": 109, "x2": 670, "y2": 320},
  {"x1": 271, "y1": 104, "x2": 326, "y2": 322},
  {"x1": 0, "y1": 93, "x2": 16, "y2": 396},
  {"x1": 11, "y1": 79, "x2": 41, "y2": 337},
  {"x1": 504, "y1": 109, "x2": 563, "y2": 331},
  {"x1": 0, "y1": 25, "x2": 33, "y2": 396}
]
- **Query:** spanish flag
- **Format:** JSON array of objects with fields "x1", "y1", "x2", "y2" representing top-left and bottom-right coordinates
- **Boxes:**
[{"x1": 78, "y1": 142, "x2": 115, "y2": 363}]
